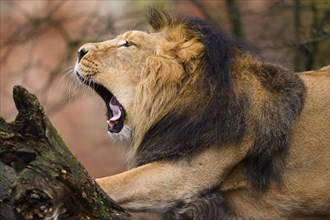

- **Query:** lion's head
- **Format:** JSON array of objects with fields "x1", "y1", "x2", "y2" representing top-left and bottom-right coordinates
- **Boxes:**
[{"x1": 74, "y1": 10, "x2": 305, "y2": 191}]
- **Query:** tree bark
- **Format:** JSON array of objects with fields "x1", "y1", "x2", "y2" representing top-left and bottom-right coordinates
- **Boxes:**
[{"x1": 0, "y1": 86, "x2": 132, "y2": 220}]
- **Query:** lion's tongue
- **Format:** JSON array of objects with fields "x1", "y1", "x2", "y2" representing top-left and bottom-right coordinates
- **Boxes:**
[{"x1": 107, "y1": 96, "x2": 122, "y2": 128}]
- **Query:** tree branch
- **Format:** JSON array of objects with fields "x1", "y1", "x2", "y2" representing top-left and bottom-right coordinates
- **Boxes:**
[{"x1": 0, "y1": 86, "x2": 131, "y2": 220}]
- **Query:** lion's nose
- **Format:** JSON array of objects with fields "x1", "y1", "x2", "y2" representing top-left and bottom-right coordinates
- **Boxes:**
[{"x1": 77, "y1": 48, "x2": 88, "y2": 62}]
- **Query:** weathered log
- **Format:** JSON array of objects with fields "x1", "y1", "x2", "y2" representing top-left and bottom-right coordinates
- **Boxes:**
[{"x1": 0, "y1": 86, "x2": 132, "y2": 220}]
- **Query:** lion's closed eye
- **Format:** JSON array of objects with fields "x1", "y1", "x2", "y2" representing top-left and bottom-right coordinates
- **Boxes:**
[{"x1": 118, "y1": 40, "x2": 135, "y2": 48}]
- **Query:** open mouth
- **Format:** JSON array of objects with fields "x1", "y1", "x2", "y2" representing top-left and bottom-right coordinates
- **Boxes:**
[{"x1": 75, "y1": 71, "x2": 125, "y2": 133}]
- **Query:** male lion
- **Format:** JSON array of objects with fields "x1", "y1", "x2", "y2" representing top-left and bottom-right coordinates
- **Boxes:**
[{"x1": 74, "y1": 10, "x2": 330, "y2": 219}]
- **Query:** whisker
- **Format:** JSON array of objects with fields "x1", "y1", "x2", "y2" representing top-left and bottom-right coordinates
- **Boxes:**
[
  {"x1": 56, "y1": 66, "x2": 74, "y2": 89},
  {"x1": 61, "y1": 67, "x2": 87, "y2": 101}
]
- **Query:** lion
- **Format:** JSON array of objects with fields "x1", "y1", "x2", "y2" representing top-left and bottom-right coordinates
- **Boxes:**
[{"x1": 74, "y1": 10, "x2": 330, "y2": 219}]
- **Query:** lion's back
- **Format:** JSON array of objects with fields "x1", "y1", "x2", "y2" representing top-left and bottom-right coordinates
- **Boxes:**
[
  {"x1": 289, "y1": 65, "x2": 330, "y2": 179},
  {"x1": 227, "y1": 66, "x2": 330, "y2": 219},
  {"x1": 283, "y1": 66, "x2": 330, "y2": 215}
]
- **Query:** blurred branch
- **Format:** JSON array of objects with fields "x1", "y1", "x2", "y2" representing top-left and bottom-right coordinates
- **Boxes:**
[
  {"x1": 0, "y1": 1, "x2": 116, "y2": 119},
  {"x1": 0, "y1": 2, "x2": 67, "y2": 64},
  {"x1": 293, "y1": 0, "x2": 330, "y2": 71},
  {"x1": 305, "y1": 2, "x2": 319, "y2": 70},
  {"x1": 225, "y1": 0, "x2": 244, "y2": 38},
  {"x1": 188, "y1": 0, "x2": 221, "y2": 26},
  {"x1": 293, "y1": 0, "x2": 303, "y2": 71}
]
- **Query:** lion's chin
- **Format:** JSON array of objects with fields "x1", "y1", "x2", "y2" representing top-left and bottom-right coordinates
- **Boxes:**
[{"x1": 108, "y1": 124, "x2": 132, "y2": 145}]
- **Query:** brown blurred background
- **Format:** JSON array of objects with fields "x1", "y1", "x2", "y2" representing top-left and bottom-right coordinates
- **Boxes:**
[{"x1": 1, "y1": 0, "x2": 329, "y2": 179}]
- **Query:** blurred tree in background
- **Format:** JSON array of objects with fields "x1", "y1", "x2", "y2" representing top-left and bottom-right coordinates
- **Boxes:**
[
  {"x1": 0, "y1": 0, "x2": 329, "y2": 179},
  {"x1": 186, "y1": 0, "x2": 329, "y2": 71},
  {"x1": 292, "y1": 0, "x2": 329, "y2": 71}
]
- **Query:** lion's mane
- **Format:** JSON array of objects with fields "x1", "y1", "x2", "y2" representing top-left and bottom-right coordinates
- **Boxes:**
[{"x1": 134, "y1": 10, "x2": 306, "y2": 192}]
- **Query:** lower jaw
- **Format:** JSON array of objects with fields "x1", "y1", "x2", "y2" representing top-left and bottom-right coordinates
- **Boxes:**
[
  {"x1": 107, "y1": 125, "x2": 132, "y2": 144},
  {"x1": 107, "y1": 122, "x2": 124, "y2": 133}
]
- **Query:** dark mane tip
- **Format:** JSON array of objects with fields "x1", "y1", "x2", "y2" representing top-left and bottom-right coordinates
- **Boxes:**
[{"x1": 146, "y1": 8, "x2": 178, "y2": 31}]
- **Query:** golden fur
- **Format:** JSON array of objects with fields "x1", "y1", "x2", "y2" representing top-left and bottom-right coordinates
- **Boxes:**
[{"x1": 75, "y1": 10, "x2": 330, "y2": 219}]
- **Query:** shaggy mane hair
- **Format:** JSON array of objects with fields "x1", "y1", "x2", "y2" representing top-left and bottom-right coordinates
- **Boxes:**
[{"x1": 136, "y1": 9, "x2": 305, "y2": 192}]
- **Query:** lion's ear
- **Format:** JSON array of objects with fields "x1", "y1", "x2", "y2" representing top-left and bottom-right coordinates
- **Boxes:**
[
  {"x1": 177, "y1": 38, "x2": 204, "y2": 63},
  {"x1": 165, "y1": 23, "x2": 204, "y2": 62},
  {"x1": 147, "y1": 9, "x2": 204, "y2": 71},
  {"x1": 175, "y1": 38, "x2": 204, "y2": 73},
  {"x1": 156, "y1": 32, "x2": 204, "y2": 73}
]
